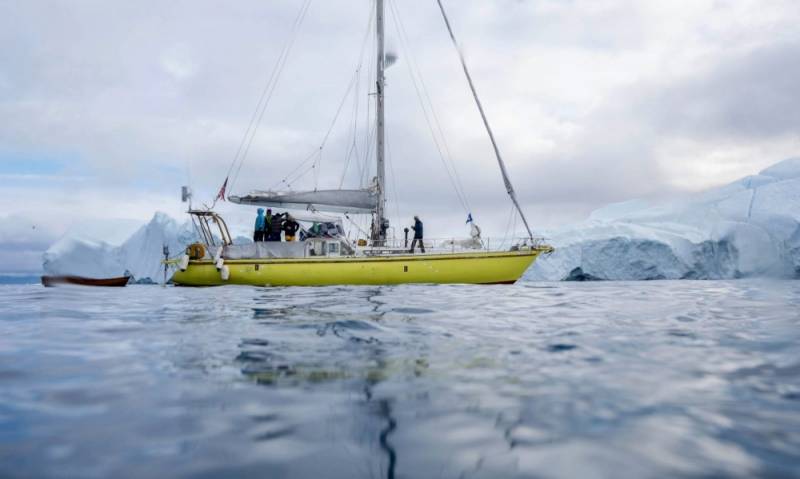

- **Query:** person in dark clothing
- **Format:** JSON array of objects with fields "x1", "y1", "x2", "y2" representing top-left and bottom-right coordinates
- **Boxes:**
[
  {"x1": 264, "y1": 209, "x2": 273, "y2": 240},
  {"x1": 253, "y1": 208, "x2": 266, "y2": 242},
  {"x1": 267, "y1": 212, "x2": 286, "y2": 241},
  {"x1": 409, "y1": 215, "x2": 425, "y2": 253},
  {"x1": 283, "y1": 215, "x2": 300, "y2": 241}
]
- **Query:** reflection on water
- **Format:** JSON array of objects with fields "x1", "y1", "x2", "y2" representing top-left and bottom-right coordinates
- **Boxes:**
[{"x1": 1, "y1": 280, "x2": 799, "y2": 478}]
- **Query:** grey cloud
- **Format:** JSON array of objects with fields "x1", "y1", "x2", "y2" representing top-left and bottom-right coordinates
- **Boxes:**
[{"x1": 639, "y1": 41, "x2": 800, "y2": 139}]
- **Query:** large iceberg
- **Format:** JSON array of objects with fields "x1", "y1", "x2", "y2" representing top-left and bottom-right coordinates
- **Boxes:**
[
  {"x1": 43, "y1": 212, "x2": 199, "y2": 282},
  {"x1": 528, "y1": 158, "x2": 800, "y2": 280}
]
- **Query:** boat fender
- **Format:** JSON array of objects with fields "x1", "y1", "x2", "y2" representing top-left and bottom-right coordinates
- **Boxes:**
[
  {"x1": 215, "y1": 257, "x2": 224, "y2": 271},
  {"x1": 220, "y1": 265, "x2": 230, "y2": 281},
  {"x1": 211, "y1": 246, "x2": 224, "y2": 271},
  {"x1": 178, "y1": 254, "x2": 190, "y2": 271}
]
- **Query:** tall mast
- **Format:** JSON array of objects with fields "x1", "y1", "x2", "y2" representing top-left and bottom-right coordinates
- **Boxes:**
[{"x1": 372, "y1": 0, "x2": 387, "y2": 242}]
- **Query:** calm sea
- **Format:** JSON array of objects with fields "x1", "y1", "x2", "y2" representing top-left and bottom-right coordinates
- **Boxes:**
[{"x1": 1, "y1": 280, "x2": 799, "y2": 478}]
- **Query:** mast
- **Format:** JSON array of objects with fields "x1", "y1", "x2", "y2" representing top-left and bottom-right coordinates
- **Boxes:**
[{"x1": 372, "y1": 0, "x2": 387, "y2": 242}]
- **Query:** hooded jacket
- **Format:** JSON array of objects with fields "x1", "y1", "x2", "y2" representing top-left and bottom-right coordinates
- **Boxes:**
[{"x1": 254, "y1": 208, "x2": 266, "y2": 231}]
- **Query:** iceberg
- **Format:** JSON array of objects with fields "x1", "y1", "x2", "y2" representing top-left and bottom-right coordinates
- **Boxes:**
[
  {"x1": 43, "y1": 212, "x2": 199, "y2": 282},
  {"x1": 528, "y1": 158, "x2": 800, "y2": 280}
]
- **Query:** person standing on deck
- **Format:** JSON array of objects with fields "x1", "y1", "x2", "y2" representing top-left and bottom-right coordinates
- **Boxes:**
[
  {"x1": 283, "y1": 215, "x2": 300, "y2": 242},
  {"x1": 267, "y1": 212, "x2": 286, "y2": 241},
  {"x1": 409, "y1": 216, "x2": 425, "y2": 253},
  {"x1": 253, "y1": 208, "x2": 266, "y2": 242},
  {"x1": 264, "y1": 209, "x2": 273, "y2": 241}
]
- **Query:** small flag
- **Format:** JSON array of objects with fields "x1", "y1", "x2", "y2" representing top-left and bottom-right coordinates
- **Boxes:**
[
  {"x1": 466, "y1": 213, "x2": 473, "y2": 224},
  {"x1": 216, "y1": 177, "x2": 228, "y2": 201}
]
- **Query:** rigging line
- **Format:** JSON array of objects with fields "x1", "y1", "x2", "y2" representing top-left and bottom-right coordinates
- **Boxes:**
[
  {"x1": 269, "y1": 148, "x2": 319, "y2": 190},
  {"x1": 344, "y1": 213, "x2": 370, "y2": 238},
  {"x1": 340, "y1": 89, "x2": 362, "y2": 189},
  {"x1": 435, "y1": 0, "x2": 536, "y2": 241},
  {"x1": 360, "y1": 121, "x2": 378, "y2": 188},
  {"x1": 387, "y1": 0, "x2": 469, "y2": 214},
  {"x1": 283, "y1": 162, "x2": 318, "y2": 189},
  {"x1": 228, "y1": 0, "x2": 312, "y2": 190},
  {"x1": 278, "y1": 4, "x2": 375, "y2": 193},
  {"x1": 385, "y1": 123, "x2": 402, "y2": 222},
  {"x1": 222, "y1": 2, "x2": 309, "y2": 185},
  {"x1": 234, "y1": 0, "x2": 311, "y2": 189},
  {"x1": 499, "y1": 203, "x2": 515, "y2": 249},
  {"x1": 231, "y1": 0, "x2": 313, "y2": 192},
  {"x1": 511, "y1": 207, "x2": 518, "y2": 242},
  {"x1": 361, "y1": 22, "x2": 376, "y2": 183},
  {"x1": 225, "y1": 13, "x2": 302, "y2": 185},
  {"x1": 318, "y1": 71, "x2": 359, "y2": 153},
  {"x1": 389, "y1": 0, "x2": 471, "y2": 213},
  {"x1": 273, "y1": 63, "x2": 359, "y2": 190},
  {"x1": 339, "y1": 5, "x2": 374, "y2": 189},
  {"x1": 339, "y1": 78, "x2": 359, "y2": 189},
  {"x1": 387, "y1": 0, "x2": 469, "y2": 215}
]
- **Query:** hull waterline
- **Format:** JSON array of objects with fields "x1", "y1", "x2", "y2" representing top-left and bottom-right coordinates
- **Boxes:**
[{"x1": 171, "y1": 249, "x2": 545, "y2": 287}]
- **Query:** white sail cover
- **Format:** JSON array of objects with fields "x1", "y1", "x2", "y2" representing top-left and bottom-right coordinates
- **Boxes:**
[
  {"x1": 223, "y1": 242, "x2": 306, "y2": 259},
  {"x1": 229, "y1": 189, "x2": 377, "y2": 214}
]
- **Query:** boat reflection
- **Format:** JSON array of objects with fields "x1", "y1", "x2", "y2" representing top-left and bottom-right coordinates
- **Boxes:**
[{"x1": 237, "y1": 288, "x2": 418, "y2": 478}]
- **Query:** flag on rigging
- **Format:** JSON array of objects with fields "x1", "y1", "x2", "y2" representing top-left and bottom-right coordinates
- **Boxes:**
[
  {"x1": 466, "y1": 213, "x2": 473, "y2": 224},
  {"x1": 216, "y1": 177, "x2": 228, "y2": 202}
]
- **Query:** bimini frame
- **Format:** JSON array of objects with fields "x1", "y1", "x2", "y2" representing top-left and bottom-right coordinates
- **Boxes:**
[{"x1": 189, "y1": 210, "x2": 233, "y2": 247}]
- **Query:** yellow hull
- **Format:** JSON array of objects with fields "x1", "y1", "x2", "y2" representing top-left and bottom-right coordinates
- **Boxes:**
[{"x1": 171, "y1": 249, "x2": 548, "y2": 287}]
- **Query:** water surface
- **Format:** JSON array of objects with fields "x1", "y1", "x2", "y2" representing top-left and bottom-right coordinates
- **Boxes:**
[{"x1": 1, "y1": 280, "x2": 799, "y2": 478}]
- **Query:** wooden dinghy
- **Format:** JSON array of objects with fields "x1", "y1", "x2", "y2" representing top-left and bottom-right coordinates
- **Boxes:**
[{"x1": 41, "y1": 275, "x2": 130, "y2": 287}]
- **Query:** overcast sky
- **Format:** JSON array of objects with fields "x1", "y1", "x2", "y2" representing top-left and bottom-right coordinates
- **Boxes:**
[{"x1": 1, "y1": 0, "x2": 799, "y2": 273}]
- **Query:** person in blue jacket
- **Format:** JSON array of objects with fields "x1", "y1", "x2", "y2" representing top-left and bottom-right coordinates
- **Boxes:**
[{"x1": 253, "y1": 208, "x2": 266, "y2": 242}]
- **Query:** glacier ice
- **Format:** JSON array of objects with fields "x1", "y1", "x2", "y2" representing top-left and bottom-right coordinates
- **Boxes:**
[
  {"x1": 528, "y1": 157, "x2": 800, "y2": 280},
  {"x1": 43, "y1": 212, "x2": 199, "y2": 282}
]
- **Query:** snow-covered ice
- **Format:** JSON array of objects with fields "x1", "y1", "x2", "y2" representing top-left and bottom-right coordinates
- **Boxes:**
[
  {"x1": 528, "y1": 157, "x2": 800, "y2": 280},
  {"x1": 43, "y1": 213, "x2": 198, "y2": 282}
]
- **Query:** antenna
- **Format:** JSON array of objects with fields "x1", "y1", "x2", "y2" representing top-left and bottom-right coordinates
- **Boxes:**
[
  {"x1": 162, "y1": 244, "x2": 170, "y2": 287},
  {"x1": 181, "y1": 186, "x2": 193, "y2": 209}
]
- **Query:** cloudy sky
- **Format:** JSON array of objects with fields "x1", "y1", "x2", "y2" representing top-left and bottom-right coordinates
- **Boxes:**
[{"x1": 1, "y1": 0, "x2": 798, "y2": 273}]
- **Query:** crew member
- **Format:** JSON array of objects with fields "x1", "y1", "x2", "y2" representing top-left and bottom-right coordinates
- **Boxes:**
[
  {"x1": 253, "y1": 208, "x2": 266, "y2": 242},
  {"x1": 409, "y1": 215, "x2": 425, "y2": 253},
  {"x1": 283, "y1": 215, "x2": 300, "y2": 242},
  {"x1": 267, "y1": 211, "x2": 286, "y2": 241},
  {"x1": 264, "y1": 208, "x2": 273, "y2": 241}
]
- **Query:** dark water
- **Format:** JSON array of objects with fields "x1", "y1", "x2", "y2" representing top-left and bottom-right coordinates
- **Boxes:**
[{"x1": 1, "y1": 280, "x2": 799, "y2": 478}]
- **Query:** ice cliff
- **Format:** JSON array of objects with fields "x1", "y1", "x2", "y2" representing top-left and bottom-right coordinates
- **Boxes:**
[
  {"x1": 528, "y1": 157, "x2": 800, "y2": 281},
  {"x1": 43, "y1": 212, "x2": 199, "y2": 282}
]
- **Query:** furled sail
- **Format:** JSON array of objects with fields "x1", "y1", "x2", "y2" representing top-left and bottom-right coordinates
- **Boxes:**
[{"x1": 228, "y1": 188, "x2": 378, "y2": 214}]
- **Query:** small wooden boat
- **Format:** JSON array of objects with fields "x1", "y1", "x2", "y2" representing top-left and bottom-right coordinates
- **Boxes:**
[{"x1": 41, "y1": 275, "x2": 130, "y2": 287}]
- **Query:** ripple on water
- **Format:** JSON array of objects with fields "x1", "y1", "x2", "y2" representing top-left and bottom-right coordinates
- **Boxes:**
[{"x1": 0, "y1": 280, "x2": 798, "y2": 478}]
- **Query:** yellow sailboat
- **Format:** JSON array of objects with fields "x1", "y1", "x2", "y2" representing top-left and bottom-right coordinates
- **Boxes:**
[{"x1": 170, "y1": 0, "x2": 552, "y2": 287}]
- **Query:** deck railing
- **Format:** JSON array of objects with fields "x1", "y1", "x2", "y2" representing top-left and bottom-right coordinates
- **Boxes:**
[{"x1": 352, "y1": 236, "x2": 549, "y2": 254}]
